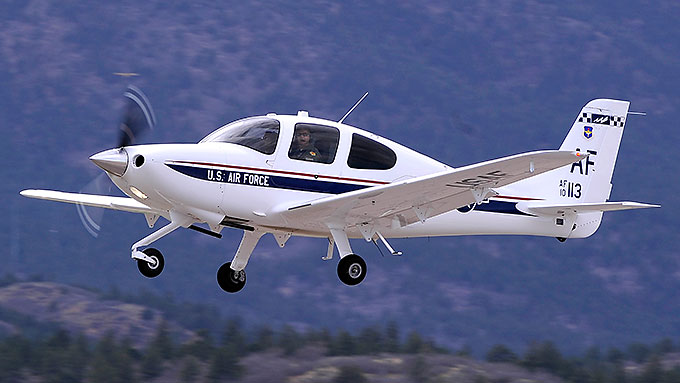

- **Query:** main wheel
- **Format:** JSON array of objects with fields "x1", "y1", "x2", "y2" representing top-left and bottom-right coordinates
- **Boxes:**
[
  {"x1": 137, "y1": 248, "x2": 164, "y2": 278},
  {"x1": 337, "y1": 254, "x2": 367, "y2": 286},
  {"x1": 217, "y1": 262, "x2": 246, "y2": 293}
]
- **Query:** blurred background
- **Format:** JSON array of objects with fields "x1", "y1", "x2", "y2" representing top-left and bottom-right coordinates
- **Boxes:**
[{"x1": 1, "y1": 1, "x2": 679, "y2": 381}]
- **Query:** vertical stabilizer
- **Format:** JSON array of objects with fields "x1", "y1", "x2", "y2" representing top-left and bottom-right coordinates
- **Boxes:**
[
  {"x1": 504, "y1": 99, "x2": 631, "y2": 238},
  {"x1": 558, "y1": 99, "x2": 630, "y2": 203}
]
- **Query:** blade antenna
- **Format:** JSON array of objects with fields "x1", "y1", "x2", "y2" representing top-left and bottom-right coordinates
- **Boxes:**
[{"x1": 338, "y1": 92, "x2": 369, "y2": 124}]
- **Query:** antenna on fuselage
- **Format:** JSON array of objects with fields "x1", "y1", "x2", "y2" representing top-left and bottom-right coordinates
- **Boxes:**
[{"x1": 338, "y1": 92, "x2": 369, "y2": 124}]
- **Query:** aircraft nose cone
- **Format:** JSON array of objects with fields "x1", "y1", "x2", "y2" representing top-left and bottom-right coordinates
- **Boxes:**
[{"x1": 90, "y1": 148, "x2": 129, "y2": 177}]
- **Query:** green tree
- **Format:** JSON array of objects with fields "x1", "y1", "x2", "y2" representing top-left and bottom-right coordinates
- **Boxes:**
[
  {"x1": 208, "y1": 346, "x2": 243, "y2": 382},
  {"x1": 662, "y1": 367, "x2": 680, "y2": 383},
  {"x1": 249, "y1": 325, "x2": 274, "y2": 352},
  {"x1": 356, "y1": 326, "x2": 383, "y2": 354},
  {"x1": 486, "y1": 344, "x2": 518, "y2": 363},
  {"x1": 328, "y1": 330, "x2": 356, "y2": 356},
  {"x1": 88, "y1": 333, "x2": 136, "y2": 383},
  {"x1": 653, "y1": 338, "x2": 674, "y2": 355},
  {"x1": 384, "y1": 321, "x2": 400, "y2": 353},
  {"x1": 140, "y1": 321, "x2": 173, "y2": 379},
  {"x1": 638, "y1": 355, "x2": 663, "y2": 383},
  {"x1": 221, "y1": 317, "x2": 246, "y2": 353},
  {"x1": 408, "y1": 355, "x2": 430, "y2": 383},
  {"x1": 627, "y1": 342, "x2": 651, "y2": 363},
  {"x1": 521, "y1": 341, "x2": 564, "y2": 374},
  {"x1": 608, "y1": 362, "x2": 627, "y2": 383},
  {"x1": 404, "y1": 331, "x2": 425, "y2": 354},
  {"x1": 278, "y1": 324, "x2": 302, "y2": 356},
  {"x1": 39, "y1": 330, "x2": 90, "y2": 383},
  {"x1": 0, "y1": 335, "x2": 31, "y2": 382},
  {"x1": 181, "y1": 329, "x2": 215, "y2": 359},
  {"x1": 180, "y1": 357, "x2": 201, "y2": 383},
  {"x1": 333, "y1": 365, "x2": 368, "y2": 383},
  {"x1": 607, "y1": 347, "x2": 625, "y2": 364}
]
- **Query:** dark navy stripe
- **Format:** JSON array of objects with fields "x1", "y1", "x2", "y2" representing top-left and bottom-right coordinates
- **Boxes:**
[
  {"x1": 475, "y1": 200, "x2": 534, "y2": 216},
  {"x1": 268, "y1": 174, "x2": 367, "y2": 194},
  {"x1": 166, "y1": 163, "x2": 369, "y2": 194}
]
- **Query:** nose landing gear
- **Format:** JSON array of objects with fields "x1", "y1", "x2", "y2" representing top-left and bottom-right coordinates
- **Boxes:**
[{"x1": 136, "y1": 248, "x2": 165, "y2": 278}]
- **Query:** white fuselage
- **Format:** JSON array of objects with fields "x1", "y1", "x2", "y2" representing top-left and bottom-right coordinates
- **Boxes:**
[{"x1": 108, "y1": 113, "x2": 573, "y2": 240}]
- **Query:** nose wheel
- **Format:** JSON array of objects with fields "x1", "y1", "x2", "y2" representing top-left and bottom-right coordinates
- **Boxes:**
[
  {"x1": 337, "y1": 254, "x2": 367, "y2": 286},
  {"x1": 217, "y1": 262, "x2": 246, "y2": 293},
  {"x1": 136, "y1": 248, "x2": 165, "y2": 278}
]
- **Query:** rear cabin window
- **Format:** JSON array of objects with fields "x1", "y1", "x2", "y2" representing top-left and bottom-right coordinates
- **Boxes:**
[
  {"x1": 199, "y1": 117, "x2": 280, "y2": 155},
  {"x1": 347, "y1": 133, "x2": 397, "y2": 170},
  {"x1": 288, "y1": 124, "x2": 340, "y2": 164}
]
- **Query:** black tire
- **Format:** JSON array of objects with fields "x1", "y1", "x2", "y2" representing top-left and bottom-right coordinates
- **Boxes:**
[
  {"x1": 217, "y1": 262, "x2": 246, "y2": 293},
  {"x1": 137, "y1": 248, "x2": 164, "y2": 278},
  {"x1": 337, "y1": 254, "x2": 367, "y2": 286}
]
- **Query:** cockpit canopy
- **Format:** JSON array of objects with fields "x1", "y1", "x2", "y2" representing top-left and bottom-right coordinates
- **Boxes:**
[
  {"x1": 199, "y1": 115, "x2": 397, "y2": 170},
  {"x1": 199, "y1": 117, "x2": 280, "y2": 155}
]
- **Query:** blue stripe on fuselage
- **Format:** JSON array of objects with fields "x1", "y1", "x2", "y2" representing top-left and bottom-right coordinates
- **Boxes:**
[
  {"x1": 475, "y1": 200, "x2": 533, "y2": 216},
  {"x1": 166, "y1": 163, "x2": 369, "y2": 194},
  {"x1": 167, "y1": 163, "x2": 534, "y2": 216}
]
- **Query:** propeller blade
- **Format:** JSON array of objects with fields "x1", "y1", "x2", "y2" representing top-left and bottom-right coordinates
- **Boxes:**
[
  {"x1": 76, "y1": 173, "x2": 113, "y2": 238},
  {"x1": 117, "y1": 85, "x2": 156, "y2": 147}
]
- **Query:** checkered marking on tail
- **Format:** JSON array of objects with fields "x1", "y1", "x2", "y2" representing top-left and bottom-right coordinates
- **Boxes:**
[{"x1": 577, "y1": 113, "x2": 625, "y2": 127}]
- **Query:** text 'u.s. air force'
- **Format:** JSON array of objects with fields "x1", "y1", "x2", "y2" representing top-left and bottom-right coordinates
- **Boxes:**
[{"x1": 207, "y1": 169, "x2": 270, "y2": 187}]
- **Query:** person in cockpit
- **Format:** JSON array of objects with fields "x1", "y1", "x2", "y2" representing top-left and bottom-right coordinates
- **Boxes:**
[{"x1": 289, "y1": 126, "x2": 320, "y2": 161}]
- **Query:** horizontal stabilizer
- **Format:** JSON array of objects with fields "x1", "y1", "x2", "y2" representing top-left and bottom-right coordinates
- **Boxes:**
[
  {"x1": 20, "y1": 189, "x2": 161, "y2": 215},
  {"x1": 527, "y1": 201, "x2": 660, "y2": 215}
]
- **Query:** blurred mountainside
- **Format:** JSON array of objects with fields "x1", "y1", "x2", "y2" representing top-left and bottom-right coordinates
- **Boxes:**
[
  {"x1": 3, "y1": 280, "x2": 680, "y2": 383},
  {"x1": 1, "y1": 1, "x2": 679, "y2": 354}
]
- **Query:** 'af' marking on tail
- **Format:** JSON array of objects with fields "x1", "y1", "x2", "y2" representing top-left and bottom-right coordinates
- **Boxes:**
[{"x1": 570, "y1": 149, "x2": 597, "y2": 175}]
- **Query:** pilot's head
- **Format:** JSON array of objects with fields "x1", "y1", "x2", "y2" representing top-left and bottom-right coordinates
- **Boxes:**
[{"x1": 295, "y1": 127, "x2": 311, "y2": 147}]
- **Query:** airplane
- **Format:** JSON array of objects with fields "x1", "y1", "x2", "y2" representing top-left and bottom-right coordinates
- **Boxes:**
[{"x1": 20, "y1": 88, "x2": 659, "y2": 293}]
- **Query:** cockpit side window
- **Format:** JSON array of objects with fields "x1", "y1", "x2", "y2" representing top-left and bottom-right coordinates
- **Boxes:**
[
  {"x1": 199, "y1": 117, "x2": 280, "y2": 155},
  {"x1": 288, "y1": 123, "x2": 340, "y2": 164},
  {"x1": 347, "y1": 133, "x2": 397, "y2": 170}
]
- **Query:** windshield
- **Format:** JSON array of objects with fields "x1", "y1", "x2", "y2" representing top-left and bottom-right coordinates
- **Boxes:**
[{"x1": 199, "y1": 117, "x2": 280, "y2": 155}]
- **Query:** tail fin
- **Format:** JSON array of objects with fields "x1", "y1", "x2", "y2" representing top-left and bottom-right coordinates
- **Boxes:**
[
  {"x1": 506, "y1": 99, "x2": 644, "y2": 238},
  {"x1": 557, "y1": 99, "x2": 630, "y2": 203}
]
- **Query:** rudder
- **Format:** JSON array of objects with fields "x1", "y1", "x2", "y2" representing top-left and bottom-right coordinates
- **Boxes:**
[{"x1": 558, "y1": 99, "x2": 629, "y2": 203}]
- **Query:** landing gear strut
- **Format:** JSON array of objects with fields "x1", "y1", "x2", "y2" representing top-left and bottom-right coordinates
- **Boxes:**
[{"x1": 217, "y1": 262, "x2": 246, "y2": 293}]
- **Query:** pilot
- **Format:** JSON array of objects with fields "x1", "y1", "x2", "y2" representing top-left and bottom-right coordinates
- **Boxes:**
[{"x1": 289, "y1": 126, "x2": 320, "y2": 161}]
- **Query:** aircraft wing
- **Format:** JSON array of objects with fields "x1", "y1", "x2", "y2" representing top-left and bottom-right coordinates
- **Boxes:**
[
  {"x1": 526, "y1": 201, "x2": 660, "y2": 215},
  {"x1": 20, "y1": 189, "x2": 161, "y2": 215},
  {"x1": 275, "y1": 150, "x2": 586, "y2": 231}
]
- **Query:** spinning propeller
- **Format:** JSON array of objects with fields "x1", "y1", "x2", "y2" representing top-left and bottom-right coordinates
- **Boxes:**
[
  {"x1": 77, "y1": 85, "x2": 156, "y2": 237},
  {"x1": 117, "y1": 85, "x2": 156, "y2": 147}
]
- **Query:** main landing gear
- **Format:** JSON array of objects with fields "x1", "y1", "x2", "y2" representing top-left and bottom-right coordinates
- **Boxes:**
[
  {"x1": 216, "y1": 262, "x2": 246, "y2": 293},
  {"x1": 327, "y1": 227, "x2": 369, "y2": 287},
  {"x1": 128, "y1": 215, "x2": 376, "y2": 292},
  {"x1": 337, "y1": 254, "x2": 367, "y2": 286},
  {"x1": 215, "y1": 230, "x2": 264, "y2": 293}
]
